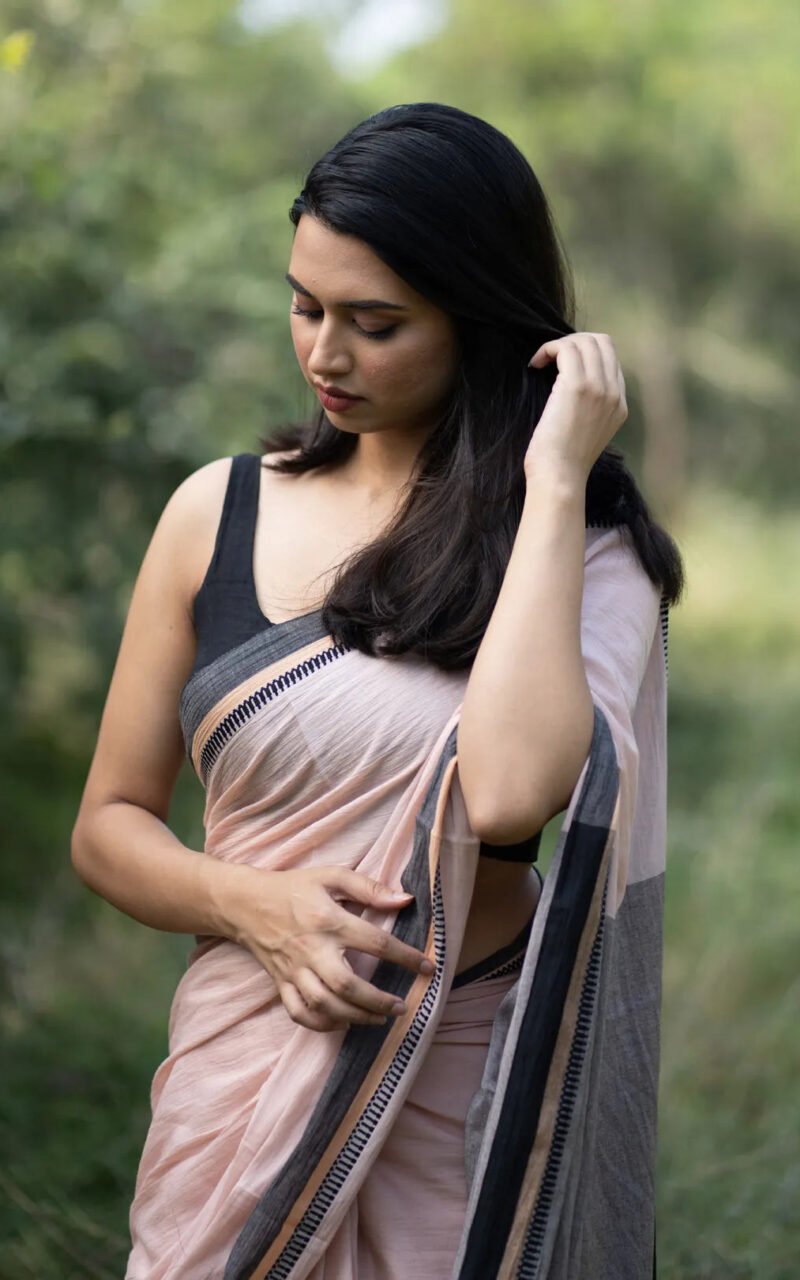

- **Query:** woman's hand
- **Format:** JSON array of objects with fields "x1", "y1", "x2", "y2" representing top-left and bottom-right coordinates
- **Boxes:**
[
  {"x1": 224, "y1": 863, "x2": 433, "y2": 1033},
  {"x1": 525, "y1": 332, "x2": 628, "y2": 484}
]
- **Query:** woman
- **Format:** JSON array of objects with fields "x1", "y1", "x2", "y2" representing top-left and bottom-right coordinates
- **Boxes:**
[{"x1": 71, "y1": 102, "x2": 684, "y2": 1278}]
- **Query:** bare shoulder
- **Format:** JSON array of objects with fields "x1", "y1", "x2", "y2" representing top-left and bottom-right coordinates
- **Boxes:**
[
  {"x1": 165, "y1": 454, "x2": 235, "y2": 521},
  {"x1": 162, "y1": 448, "x2": 304, "y2": 606},
  {"x1": 153, "y1": 455, "x2": 235, "y2": 610}
]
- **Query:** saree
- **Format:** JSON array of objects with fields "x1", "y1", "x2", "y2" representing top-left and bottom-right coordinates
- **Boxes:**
[{"x1": 126, "y1": 522, "x2": 668, "y2": 1279}]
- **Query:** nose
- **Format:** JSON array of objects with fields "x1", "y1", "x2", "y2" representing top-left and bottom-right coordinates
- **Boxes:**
[{"x1": 305, "y1": 319, "x2": 354, "y2": 380}]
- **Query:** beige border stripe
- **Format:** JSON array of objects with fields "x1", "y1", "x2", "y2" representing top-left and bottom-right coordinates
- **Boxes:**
[
  {"x1": 246, "y1": 756, "x2": 456, "y2": 1277},
  {"x1": 191, "y1": 635, "x2": 342, "y2": 775},
  {"x1": 497, "y1": 795, "x2": 619, "y2": 1279}
]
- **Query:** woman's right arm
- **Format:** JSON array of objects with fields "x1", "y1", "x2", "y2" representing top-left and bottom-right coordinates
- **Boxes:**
[
  {"x1": 69, "y1": 456, "x2": 251, "y2": 938},
  {"x1": 70, "y1": 457, "x2": 431, "y2": 1031}
]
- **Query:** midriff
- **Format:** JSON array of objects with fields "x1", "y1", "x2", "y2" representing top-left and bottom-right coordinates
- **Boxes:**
[{"x1": 454, "y1": 858, "x2": 541, "y2": 976}]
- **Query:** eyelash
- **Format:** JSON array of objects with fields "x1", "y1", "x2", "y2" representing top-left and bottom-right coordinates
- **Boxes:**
[{"x1": 290, "y1": 304, "x2": 398, "y2": 341}]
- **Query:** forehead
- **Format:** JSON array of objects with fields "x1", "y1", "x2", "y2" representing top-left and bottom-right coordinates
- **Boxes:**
[{"x1": 289, "y1": 214, "x2": 413, "y2": 301}]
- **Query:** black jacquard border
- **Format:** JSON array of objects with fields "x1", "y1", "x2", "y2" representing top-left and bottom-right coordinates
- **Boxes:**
[
  {"x1": 198, "y1": 638, "x2": 349, "y2": 780},
  {"x1": 222, "y1": 730, "x2": 457, "y2": 1280},
  {"x1": 659, "y1": 593, "x2": 670, "y2": 683},
  {"x1": 456, "y1": 708, "x2": 619, "y2": 1280},
  {"x1": 179, "y1": 608, "x2": 329, "y2": 762},
  {"x1": 451, "y1": 866, "x2": 542, "y2": 990}
]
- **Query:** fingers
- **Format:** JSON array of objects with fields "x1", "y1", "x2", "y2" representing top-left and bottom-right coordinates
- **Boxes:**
[
  {"x1": 553, "y1": 335, "x2": 586, "y2": 384},
  {"x1": 340, "y1": 911, "x2": 434, "y2": 978},
  {"x1": 530, "y1": 333, "x2": 619, "y2": 382},
  {"x1": 323, "y1": 865, "x2": 415, "y2": 910},
  {"x1": 318, "y1": 949, "x2": 416, "y2": 1019},
  {"x1": 577, "y1": 334, "x2": 606, "y2": 393},
  {"x1": 321, "y1": 866, "x2": 433, "y2": 977},
  {"x1": 279, "y1": 980, "x2": 347, "y2": 1033},
  {"x1": 592, "y1": 333, "x2": 619, "y2": 387},
  {"x1": 529, "y1": 334, "x2": 586, "y2": 377},
  {"x1": 272, "y1": 866, "x2": 436, "y2": 1032},
  {"x1": 530, "y1": 333, "x2": 626, "y2": 416},
  {"x1": 592, "y1": 334, "x2": 627, "y2": 420},
  {"x1": 616, "y1": 360, "x2": 627, "y2": 410},
  {"x1": 294, "y1": 966, "x2": 394, "y2": 1027},
  {"x1": 528, "y1": 339, "x2": 560, "y2": 367},
  {"x1": 279, "y1": 962, "x2": 408, "y2": 1032},
  {"x1": 589, "y1": 334, "x2": 626, "y2": 412}
]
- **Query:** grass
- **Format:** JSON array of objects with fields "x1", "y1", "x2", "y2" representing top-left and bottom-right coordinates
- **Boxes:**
[
  {"x1": 655, "y1": 488, "x2": 800, "y2": 1279},
  {"x1": 1, "y1": 486, "x2": 797, "y2": 1277}
]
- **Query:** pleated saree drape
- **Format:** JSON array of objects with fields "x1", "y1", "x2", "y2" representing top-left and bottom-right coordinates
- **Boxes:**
[{"x1": 126, "y1": 523, "x2": 668, "y2": 1280}]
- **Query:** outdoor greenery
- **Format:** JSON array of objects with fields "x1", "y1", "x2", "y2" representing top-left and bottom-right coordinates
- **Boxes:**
[{"x1": 1, "y1": 2, "x2": 797, "y2": 1275}]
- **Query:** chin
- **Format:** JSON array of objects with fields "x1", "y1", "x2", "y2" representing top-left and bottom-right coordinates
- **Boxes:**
[{"x1": 326, "y1": 418, "x2": 394, "y2": 436}]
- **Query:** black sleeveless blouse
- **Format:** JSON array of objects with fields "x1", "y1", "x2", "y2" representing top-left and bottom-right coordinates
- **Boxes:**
[{"x1": 182, "y1": 452, "x2": 543, "y2": 872}]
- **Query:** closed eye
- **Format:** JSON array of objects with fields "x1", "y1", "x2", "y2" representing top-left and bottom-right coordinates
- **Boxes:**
[{"x1": 290, "y1": 304, "x2": 397, "y2": 342}]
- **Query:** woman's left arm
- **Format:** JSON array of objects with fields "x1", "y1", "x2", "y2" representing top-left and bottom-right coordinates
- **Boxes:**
[{"x1": 456, "y1": 332, "x2": 631, "y2": 843}]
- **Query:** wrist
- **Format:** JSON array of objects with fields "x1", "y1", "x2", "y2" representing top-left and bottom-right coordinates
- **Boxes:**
[
  {"x1": 523, "y1": 460, "x2": 587, "y2": 510},
  {"x1": 199, "y1": 856, "x2": 261, "y2": 944}
]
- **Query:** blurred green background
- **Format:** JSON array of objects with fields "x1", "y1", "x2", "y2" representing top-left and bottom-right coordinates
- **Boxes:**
[{"x1": 1, "y1": 2, "x2": 798, "y2": 1275}]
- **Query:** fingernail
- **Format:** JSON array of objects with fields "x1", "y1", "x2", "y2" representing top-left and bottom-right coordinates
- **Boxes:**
[
  {"x1": 420, "y1": 960, "x2": 435, "y2": 975},
  {"x1": 391, "y1": 1002, "x2": 407, "y2": 1016}
]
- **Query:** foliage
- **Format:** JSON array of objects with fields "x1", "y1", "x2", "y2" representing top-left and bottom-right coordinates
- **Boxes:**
[
  {"x1": 369, "y1": 0, "x2": 800, "y2": 516},
  {"x1": 0, "y1": 0, "x2": 365, "y2": 794},
  {"x1": 1, "y1": 1, "x2": 797, "y2": 1275}
]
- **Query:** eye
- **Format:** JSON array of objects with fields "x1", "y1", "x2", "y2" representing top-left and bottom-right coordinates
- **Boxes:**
[{"x1": 290, "y1": 304, "x2": 397, "y2": 342}]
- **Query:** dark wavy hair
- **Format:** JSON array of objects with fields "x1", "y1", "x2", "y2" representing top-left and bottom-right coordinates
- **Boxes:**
[{"x1": 260, "y1": 102, "x2": 685, "y2": 670}]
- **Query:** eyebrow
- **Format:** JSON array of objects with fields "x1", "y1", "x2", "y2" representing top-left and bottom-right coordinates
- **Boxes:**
[{"x1": 284, "y1": 271, "x2": 410, "y2": 312}]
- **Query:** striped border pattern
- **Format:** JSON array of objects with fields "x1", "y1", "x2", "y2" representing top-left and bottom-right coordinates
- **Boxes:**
[
  {"x1": 659, "y1": 593, "x2": 670, "y2": 683},
  {"x1": 179, "y1": 609, "x2": 330, "y2": 772},
  {"x1": 516, "y1": 881, "x2": 609, "y2": 1277},
  {"x1": 222, "y1": 732, "x2": 460, "y2": 1279},
  {"x1": 256, "y1": 863, "x2": 447, "y2": 1280},
  {"x1": 454, "y1": 708, "x2": 619, "y2": 1279},
  {"x1": 199, "y1": 640, "x2": 349, "y2": 778}
]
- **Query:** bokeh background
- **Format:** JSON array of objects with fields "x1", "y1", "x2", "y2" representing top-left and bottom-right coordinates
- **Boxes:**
[{"x1": 1, "y1": 2, "x2": 798, "y2": 1275}]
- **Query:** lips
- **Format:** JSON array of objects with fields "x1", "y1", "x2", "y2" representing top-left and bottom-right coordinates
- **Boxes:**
[
  {"x1": 314, "y1": 384, "x2": 364, "y2": 413},
  {"x1": 315, "y1": 384, "x2": 361, "y2": 400}
]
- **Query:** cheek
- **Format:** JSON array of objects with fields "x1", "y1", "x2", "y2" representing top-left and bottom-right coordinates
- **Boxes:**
[
  {"x1": 375, "y1": 334, "x2": 457, "y2": 401},
  {"x1": 290, "y1": 321, "x2": 312, "y2": 367}
]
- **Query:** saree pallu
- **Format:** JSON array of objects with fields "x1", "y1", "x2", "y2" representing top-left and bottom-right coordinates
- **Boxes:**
[{"x1": 126, "y1": 525, "x2": 668, "y2": 1280}]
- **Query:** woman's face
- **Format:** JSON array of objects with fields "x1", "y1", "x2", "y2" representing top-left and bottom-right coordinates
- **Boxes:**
[{"x1": 287, "y1": 214, "x2": 460, "y2": 438}]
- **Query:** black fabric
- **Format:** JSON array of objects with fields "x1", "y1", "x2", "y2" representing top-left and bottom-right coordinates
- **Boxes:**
[
  {"x1": 191, "y1": 452, "x2": 268, "y2": 673},
  {"x1": 451, "y1": 867, "x2": 542, "y2": 989},
  {"x1": 458, "y1": 786, "x2": 611, "y2": 1276},
  {"x1": 479, "y1": 830, "x2": 542, "y2": 865},
  {"x1": 188, "y1": 451, "x2": 541, "y2": 865}
]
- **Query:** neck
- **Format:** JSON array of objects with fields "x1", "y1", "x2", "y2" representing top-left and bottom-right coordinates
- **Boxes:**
[{"x1": 342, "y1": 427, "x2": 430, "y2": 502}]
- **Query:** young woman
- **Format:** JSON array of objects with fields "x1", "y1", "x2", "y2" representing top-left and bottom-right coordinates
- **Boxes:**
[{"x1": 72, "y1": 102, "x2": 684, "y2": 1279}]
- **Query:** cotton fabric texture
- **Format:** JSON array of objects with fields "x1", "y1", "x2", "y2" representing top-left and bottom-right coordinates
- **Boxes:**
[{"x1": 125, "y1": 511, "x2": 668, "y2": 1279}]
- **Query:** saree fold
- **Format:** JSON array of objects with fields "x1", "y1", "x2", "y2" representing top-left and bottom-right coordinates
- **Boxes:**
[{"x1": 126, "y1": 524, "x2": 668, "y2": 1280}]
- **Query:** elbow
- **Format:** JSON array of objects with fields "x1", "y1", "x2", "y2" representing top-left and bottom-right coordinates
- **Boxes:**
[
  {"x1": 459, "y1": 701, "x2": 596, "y2": 845},
  {"x1": 70, "y1": 818, "x2": 92, "y2": 883},
  {"x1": 473, "y1": 816, "x2": 547, "y2": 846},
  {"x1": 70, "y1": 808, "x2": 103, "y2": 887},
  {"x1": 468, "y1": 798, "x2": 556, "y2": 846},
  {"x1": 464, "y1": 781, "x2": 554, "y2": 845},
  {"x1": 464, "y1": 750, "x2": 593, "y2": 845}
]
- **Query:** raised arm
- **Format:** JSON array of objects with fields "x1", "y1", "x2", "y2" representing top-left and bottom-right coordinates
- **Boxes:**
[{"x1": 456, "y1": 331, "x2": 648, "y2": 842}]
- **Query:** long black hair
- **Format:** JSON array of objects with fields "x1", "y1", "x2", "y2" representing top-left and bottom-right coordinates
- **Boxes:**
[{"x1": 261, "y1": 102, "x2": 685, "y2": 670}]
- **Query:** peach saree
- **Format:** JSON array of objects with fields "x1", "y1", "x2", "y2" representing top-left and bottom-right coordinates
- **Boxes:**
[{"x1": 125, "y1": 522, "x2": 668, "y2": 1280}]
